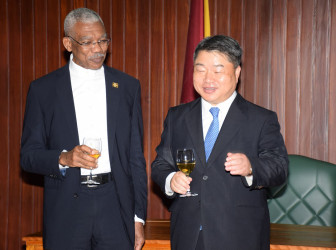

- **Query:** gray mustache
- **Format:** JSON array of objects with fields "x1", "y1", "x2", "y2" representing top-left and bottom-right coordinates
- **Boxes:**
[{"x1": 89, "y1": 53, "x2": 105, "y2": 59}]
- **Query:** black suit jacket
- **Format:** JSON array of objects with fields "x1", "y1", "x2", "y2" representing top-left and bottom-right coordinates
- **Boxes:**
[
  {"x1": 20, "y1": 64, "x2": 147, "y2": 249},
  {"x1": 151, "y1": 94, "x2": 288, "y2": 250}
]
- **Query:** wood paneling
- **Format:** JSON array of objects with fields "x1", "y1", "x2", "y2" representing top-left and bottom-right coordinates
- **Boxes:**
[
  {"x1": 285, "y1": 0, "x2": 301, "y2": 153},
  {"x1": 299, "y1": 0, "x2": 314, "y2": 156},
  {"x1": 313, "y1": 0, "x2": 329, "y2": 160},
  {"x1": 0, "y1": 0, "x2": 335, "y2": 249},
  {"x1": 330, "y1": 0, "x2": 336, "y2": 164},
  {"x1": 0, "y1": 1, "x2": 9, "y2": 249}
]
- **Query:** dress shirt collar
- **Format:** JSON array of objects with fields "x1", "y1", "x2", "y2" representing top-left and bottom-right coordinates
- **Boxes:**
[
  {"x1": 69, "y1": 53, "x2": 104, "y2": 79},
  {"x1": 201, "y1": 91, "x2": 237, "y2": 140},
  {"x1": 201, "y1": 91, "x2": 237, "y2": 117}
]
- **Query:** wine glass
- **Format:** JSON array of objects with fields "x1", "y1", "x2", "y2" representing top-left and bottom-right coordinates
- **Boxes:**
[
  {"x1": 82, "y1": 137, "x2": 102, "y2": 185},
  {"x1": 176, "y1": 148, "x2": 198, "y2": 197}
]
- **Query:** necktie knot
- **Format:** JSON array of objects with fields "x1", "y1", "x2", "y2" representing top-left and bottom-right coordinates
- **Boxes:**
[{"x1": 210, "y1": 107, "x2": 219, "y2": 118}]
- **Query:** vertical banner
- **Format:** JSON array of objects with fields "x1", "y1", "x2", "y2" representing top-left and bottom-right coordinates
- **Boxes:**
[{"x1": 180, "y1": 0, "x2": 211, "y2": 104}]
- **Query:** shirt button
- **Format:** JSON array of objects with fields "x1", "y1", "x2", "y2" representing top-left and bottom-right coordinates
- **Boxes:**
[
  {"x1": 73, "y1": 193, "x2": 79, "y2": 198},
  {"x1": 203, "y1": 175, "x2": 208, "y2": 180}
]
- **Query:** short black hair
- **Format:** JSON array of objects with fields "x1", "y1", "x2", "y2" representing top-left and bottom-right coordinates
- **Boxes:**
[{"x1": 193, "y1": 35, "x2": 242, "y2": 68}]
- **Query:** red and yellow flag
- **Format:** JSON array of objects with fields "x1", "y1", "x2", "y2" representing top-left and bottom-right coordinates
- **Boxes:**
[{"x1": 180, "y1": 0, "x2": 211, "y2": 104}]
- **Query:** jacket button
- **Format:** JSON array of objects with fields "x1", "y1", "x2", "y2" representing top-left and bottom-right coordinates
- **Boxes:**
[
  {"x1": 73, "y1": 193, "x2": 79, "y2": 198},
  {"x1": 203, "y1": 175, "x2": 208, "y2": 180}
]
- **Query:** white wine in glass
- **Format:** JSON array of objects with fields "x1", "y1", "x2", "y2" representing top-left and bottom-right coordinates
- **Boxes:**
[
  {"x1": 82, "y1": 137, "x2": 102, "y2": 185},
  {"x1": 176, "y1": 148, "x2": 198, "y2": 197}
]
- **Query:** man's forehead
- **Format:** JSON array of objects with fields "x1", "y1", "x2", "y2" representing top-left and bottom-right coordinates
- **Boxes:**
[{"x1": 72, "y1": 21, "x2": 105, "y2": 32}]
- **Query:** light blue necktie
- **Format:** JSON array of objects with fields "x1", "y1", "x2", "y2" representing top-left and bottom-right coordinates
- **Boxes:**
[{"x1": 204, "y1": 107, "x2": 220, "y2": 161}]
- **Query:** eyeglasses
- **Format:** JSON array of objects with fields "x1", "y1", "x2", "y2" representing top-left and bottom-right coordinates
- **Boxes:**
[{"x1": 67, "y1": 36, "x2": 111, "y2": 48}]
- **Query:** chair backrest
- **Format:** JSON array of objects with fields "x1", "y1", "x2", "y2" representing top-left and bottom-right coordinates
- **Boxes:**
[{"x1": 267, "y1": 154, "x2": 336, "y2": 226}]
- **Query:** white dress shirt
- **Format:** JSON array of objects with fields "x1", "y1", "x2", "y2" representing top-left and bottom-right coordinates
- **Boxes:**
[
  {"x1": 69, "y1": 54, "x2": 111, "y2": 176},
  {"x1": 165, "y1": 91, "x2": 252, "y2": 195},
  {"x1": 61, "y1": 54, "x2": 144, "y2": 224}
]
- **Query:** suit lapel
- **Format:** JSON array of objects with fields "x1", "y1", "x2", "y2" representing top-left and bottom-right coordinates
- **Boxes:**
[
  {"x1": 185, "y1": 99, "x2": 207, "y2": 168},
  {"x1": 56, "y1": 65, "x2": 80, "y2": 145},
  {"x1": 206, "y1": 94, "x2": 246, "y2": 165},
  {"x1": 104, "y1": 66, "x2": 120, "y2": 158}
]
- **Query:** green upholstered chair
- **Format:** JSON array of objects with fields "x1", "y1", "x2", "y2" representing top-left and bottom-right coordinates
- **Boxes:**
[{"x1": 267, "y1": 154, "x2": 336, "y2": 226}]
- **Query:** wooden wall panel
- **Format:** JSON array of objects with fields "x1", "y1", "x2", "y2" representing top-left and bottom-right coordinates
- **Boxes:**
[
  {"x1": 212, "y1": 0, "x2": 229, "y2": 35},
  {"x1": 125, "y1": 0, "x2": 138, "y2": 77},
  {"x1": 0, "y1": 1, "x2": 9, "y2": 249},
  {"x1": 34, "y1": 0, "x2": 48, "y2": 79},
  {"x1": 1, "y1": 0, "x2": 336, "y2": 249},
  {"x1": 256, "y1": 0, "x2": 272, "y2": 108},
  {"x1": 329, "y1": 0, "x2": 336, "y2": 163},
  {"x1": 271, "y1": 0, "x2": 287, "y2": 134},
  {"x1": 241, "y1": 0, "x2": 257, "y2": 101},
  {"x1": 7, "y1": 1, "x2": 22, "y2": 249},
  {"x1": 176, "y1": 0, "x2": 189, "y2": 103},
  {"x1": 111, "y1": 0, "x2": 125, "y2": 70},
  {"x1": 230, "y1": 0, "x2": 243, "y2": 43},
  {"x1": 138, "y1": 0, "x2": 152, "y2": 219},
  {"x1": 312, "y1": 0, "x2": 329, "y2": 160},
  {"x1": 284, "y1": 0, "x2": 300, "y2": 153},
  {"x1": 21, "y1": 0, "x2": 36, "y2": 240},
  {"x1": 149, "y1": 0, "x2": 165, "y2": 219},
  {"x1": 46, "y1": 0, "x2": 61, "y2": 72},
  {"x1": 299, "y1": 0, "x2": 314, "y2": 156},
  {"x1": 31, "y1": 0, "x2": 47, "y2": 238}
]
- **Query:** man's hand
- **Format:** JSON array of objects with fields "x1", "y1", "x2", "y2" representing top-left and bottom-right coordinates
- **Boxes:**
[
  {"x1": 59, "y1": 145, "x2": 98, "y2": 170},
  {"x1": 224, "y1": 152, "x2": 252, "y2": 176},
  {"x1": 170, "y1": 171, "x2": 192, "y2": 195},
  {"x1": 134, "y1": 222, "x2": 145, "y2": 250}
]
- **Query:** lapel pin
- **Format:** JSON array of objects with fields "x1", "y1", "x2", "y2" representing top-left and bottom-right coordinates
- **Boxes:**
[{"x1": 112, "y1": 82, "x2": 119, "y2": 88}]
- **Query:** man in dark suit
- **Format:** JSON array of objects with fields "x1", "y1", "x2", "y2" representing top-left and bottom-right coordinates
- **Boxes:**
[
  {"x1": 151, "y1": 35, "x2": 288, "y2": 250},
  {"x1": 20, "y1": 8, "x2": 147, "y2": 250}
]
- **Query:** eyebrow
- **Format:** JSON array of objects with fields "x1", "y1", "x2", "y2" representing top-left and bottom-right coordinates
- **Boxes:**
[
  {"x1": 195, "y1": 63, "x2": 205, "y2": 66},
  {"x1": 80, "y1": 33, "x2": 108, "y2": 40},
  {"x1": 194, "y1": 63, "x2": 224, "y2": 68}
]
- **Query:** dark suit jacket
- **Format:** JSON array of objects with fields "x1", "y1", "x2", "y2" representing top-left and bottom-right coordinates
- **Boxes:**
[
  {"x1": 20, "y1": 64, "x2": 147, "y2": 249},
  {"x1": 151, "y1": 94, "x2": 288, "y2": 250}
]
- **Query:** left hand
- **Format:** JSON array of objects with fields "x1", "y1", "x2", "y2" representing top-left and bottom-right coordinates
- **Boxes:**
[
  {"x1": 134, "y1": 222, "x2": 145, "y2": 250},
  {"x1": 224, "y1": 152, "x2": 252, "y2": 176}
]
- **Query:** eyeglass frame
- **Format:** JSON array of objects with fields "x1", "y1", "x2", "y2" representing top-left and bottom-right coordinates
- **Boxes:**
[{"x1": 67, "y1": 36, "x2": 111, "y2": 48}]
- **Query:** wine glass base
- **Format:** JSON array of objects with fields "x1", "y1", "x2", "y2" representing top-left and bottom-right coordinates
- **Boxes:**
[
  {"x1": 180, "y1": 193, "x2": 198, "y2": 197},
  {"x1": 81, "y1": 180, "x2": 100, "y2": 185}
]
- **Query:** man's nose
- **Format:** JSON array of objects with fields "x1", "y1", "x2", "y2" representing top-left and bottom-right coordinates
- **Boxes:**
[
  {"x1": 91, "y1": 42, "x2": 104, "y2": 52},
  {"x1": 204, "y1": 71, "x2": 215, "y2": 83}
]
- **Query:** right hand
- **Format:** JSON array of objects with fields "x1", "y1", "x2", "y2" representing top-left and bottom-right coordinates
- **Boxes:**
[
  {"x1": 170, "y1": 171, "x2": 192, "y2": 195},
  {"x1": 59, "y1": 145, "x2": 98, "y2": 170}
]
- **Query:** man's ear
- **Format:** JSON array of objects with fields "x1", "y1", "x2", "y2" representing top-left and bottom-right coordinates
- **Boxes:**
[
  {"x1": 63, "y1": 37, "x2": 72, "y2": 52},
  {"x1": 235, "y1": 65, "x2": 241, "y2": 82}
]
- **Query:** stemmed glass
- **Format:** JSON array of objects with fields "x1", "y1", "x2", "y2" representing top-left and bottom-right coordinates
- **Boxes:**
[
  {"x1": 176, "y1": 148, "x2": 198, "y2": 197},
  {"x1": 82, "y1": 137, "x2": 102, "y2": 185}
]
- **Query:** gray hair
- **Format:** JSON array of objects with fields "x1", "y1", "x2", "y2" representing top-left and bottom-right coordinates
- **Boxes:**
[{"x1": 64, "y1": 8, "x2": 104, "y2": 36}]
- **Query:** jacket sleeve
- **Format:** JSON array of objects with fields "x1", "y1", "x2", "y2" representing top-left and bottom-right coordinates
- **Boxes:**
[
  {"x1": 247, "y1": 111, "x2": 289, "y2": 189},
  {"x1": 20, "y1": 82, "x2": 64, "y2": 179},
  {"x1": 151, "y1": 109, "x2": 177, "y2": 197},
  {"x1": 130, "y1": 82, "x2": 148, "y2": 220}
]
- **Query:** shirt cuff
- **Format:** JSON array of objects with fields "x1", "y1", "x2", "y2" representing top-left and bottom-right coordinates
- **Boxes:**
[
  {"x1": 165, "y1": 172, "x2": 176, "y2": 196},
  {"x1": 134, "y1": 215, "x2": 145, "y2": 225},
  {"x1": 59, "y1": 150, "x2": 69, "y2": 176}
]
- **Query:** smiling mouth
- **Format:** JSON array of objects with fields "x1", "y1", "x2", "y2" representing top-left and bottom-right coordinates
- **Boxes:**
[{"x1": 203, "y1": 87, "x2": 216, "y2": 93}]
